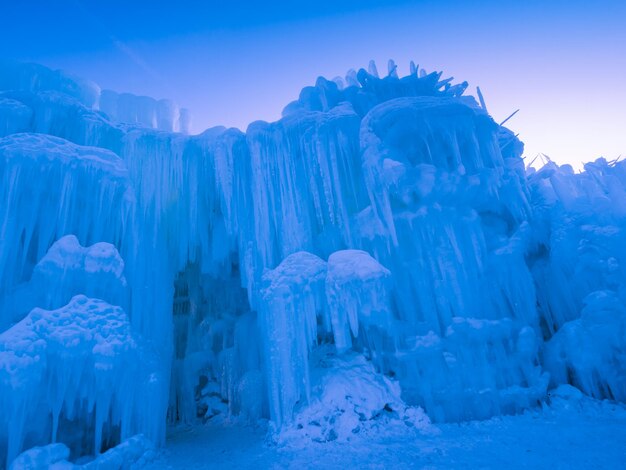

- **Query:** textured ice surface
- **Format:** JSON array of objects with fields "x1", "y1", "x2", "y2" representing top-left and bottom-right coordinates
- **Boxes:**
[
  {"x1": 0, "y1": 61, "x2": 100, "y2": 108},
  {"x1": 0, "y1": 296, "x2": 160, "y2": 466},
  {"x1": 545, "y1": 290, "x2": 626, "y2": 400},
  {"x1": 5, "y1": 235, "x2": 128, "y2": 326},
  {"x1": 0, "y1": 134, "x2": 132, "y2": 328},
  {"x1": 325, "y1": 250, "x2": 392, "y2": 353},
  {"x1": 0, "y1": 60, "x2": 625, "y2": 464},
  {"x1": 259, "y1": 252, "x2": 328, "y2": 426},
  {"x1": 8, "y1": 443, "x2": 70, "y2": 470}
]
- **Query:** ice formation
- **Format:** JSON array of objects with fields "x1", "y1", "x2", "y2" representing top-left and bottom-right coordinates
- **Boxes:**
[
  {"x1": 99, "y1": 90, "x2": 190, "y2": 134},
  {"x1": 0, "y1": 60, "x2": 624, "y2": 467},
  {"x1": 0, "y1": 296, "x2": 159, "y2": 465},
  {"x1": 4, "y1": 235, "x2": 128, "y2": 326}
]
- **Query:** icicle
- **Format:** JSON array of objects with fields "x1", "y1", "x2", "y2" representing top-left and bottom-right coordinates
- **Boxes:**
[
  {"x1": 387, "y1": 59, "x2": 398, "y2": 78},
  {"x1": 332, "y1": 76, "x2": 345, "y2": 90},
  {"x1": 368, "y1": 59, "x2": 379, "y2": 78},
  {"x1": 500, "y1": 109, "x2": 520, "y2": 126},
  {"x1": 345, "y1": 68, "x2": 359, "y2": 87},
  {"x1": 476, "y1": 86, "x2": 488, "y2": 111}
]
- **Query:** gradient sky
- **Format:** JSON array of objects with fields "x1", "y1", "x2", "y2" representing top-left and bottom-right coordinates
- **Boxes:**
[{"x1": 2, "y1": 0, "x2": 625, "y2": 168}]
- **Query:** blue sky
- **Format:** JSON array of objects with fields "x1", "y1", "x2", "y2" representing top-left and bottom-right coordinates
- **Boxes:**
[{"x1": 2, "y1": 0, "x2": 625, "y2": 167}]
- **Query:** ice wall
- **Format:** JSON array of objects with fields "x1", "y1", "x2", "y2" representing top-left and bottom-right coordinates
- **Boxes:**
[
  {"x1": 0, "y1": 60, "x2": 625, "y2": 465},
  {"x1": 355, "y1": 94, "x2": 546, "y2": 420},
  {"x1": 527, "y1": 159, "x2": 626, "y2": 400}
]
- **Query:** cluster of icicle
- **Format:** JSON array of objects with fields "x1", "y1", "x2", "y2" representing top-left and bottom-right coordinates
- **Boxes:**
[{"x1": 0, "y1": 59, "x2": 624, "y2": 467}]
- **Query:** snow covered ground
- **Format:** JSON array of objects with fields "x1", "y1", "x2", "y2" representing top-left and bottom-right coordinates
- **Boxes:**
[{"x1": 160, "y1": 389, "x2": 626, "y2": 469}]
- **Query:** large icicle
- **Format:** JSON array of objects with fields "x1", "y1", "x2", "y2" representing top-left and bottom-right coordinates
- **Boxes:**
[
  {"x1": 325, "y1": 250, "x2": 393, "y2": 353},
  {"x1": 258, "y1": 252, "x2": 327, "y2": 426}
]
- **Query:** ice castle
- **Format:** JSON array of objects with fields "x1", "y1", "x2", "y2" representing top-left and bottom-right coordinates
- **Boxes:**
[{"x1": 0, "y1": 59, "x2": 624, "y2": 468}]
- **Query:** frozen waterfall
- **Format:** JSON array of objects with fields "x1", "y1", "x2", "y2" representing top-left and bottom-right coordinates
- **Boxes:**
[{"x1": 0, "y1": 60, "x2": 625, "y2": 468}]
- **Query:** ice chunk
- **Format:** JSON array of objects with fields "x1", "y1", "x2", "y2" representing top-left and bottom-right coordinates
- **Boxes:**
[
  {"x1": 387, "y1": 59, "x2": 398, "y2": 78},
  {"x1": 178, "y1": 108, "x2": 191, "y2": 134},
  {"x1": 80, "y1": 434, "x2": 155, "y2": 469},
  {"x1": 367, "y1": 60, "x2": 379, "y2": 78}
]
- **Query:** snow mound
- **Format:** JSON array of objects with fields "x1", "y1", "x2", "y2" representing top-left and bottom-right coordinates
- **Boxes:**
[
  {"x1": 0, "y1": 296, "x2": 160, "y2": 466},
  {"x1": 278, "y1": 349, "x2": 432, "y2": 445}
]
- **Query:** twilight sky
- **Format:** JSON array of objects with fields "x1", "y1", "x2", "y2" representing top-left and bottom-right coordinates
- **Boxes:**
[{"x1": 2, "y1": 0, "x2": 624, "y2": 168}]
